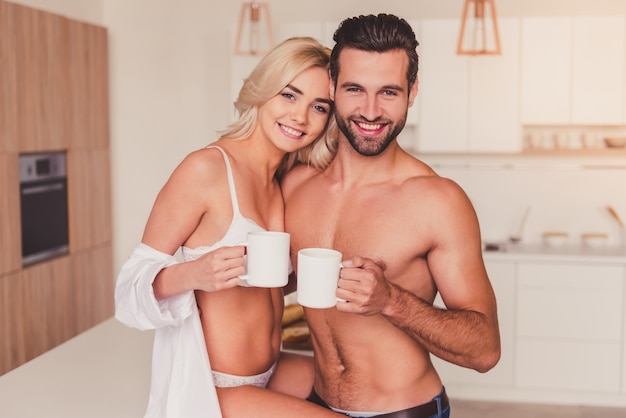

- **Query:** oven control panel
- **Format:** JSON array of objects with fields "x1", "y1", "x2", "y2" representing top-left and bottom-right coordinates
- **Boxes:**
[{"x1": 19, "y1": 152, "x2": 67, "y2": 183}]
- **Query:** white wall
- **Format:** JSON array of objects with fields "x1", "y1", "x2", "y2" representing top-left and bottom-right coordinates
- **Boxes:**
[{"x1": 8, "y1": 0, "x2": 626, "y2": 271}]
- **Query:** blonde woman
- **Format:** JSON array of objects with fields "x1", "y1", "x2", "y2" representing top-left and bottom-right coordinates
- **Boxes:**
[{"x1": 115, "y1": 37, "x2": 341, "y2": 418}]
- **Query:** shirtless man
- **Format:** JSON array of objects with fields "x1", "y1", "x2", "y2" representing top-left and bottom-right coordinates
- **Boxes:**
[{"x1": 282, "y1": 14, "x2": 501, "y2": 418}]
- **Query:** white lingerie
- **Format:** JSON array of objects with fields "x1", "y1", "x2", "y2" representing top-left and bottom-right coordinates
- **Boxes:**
[{"x1": 212, "y1": 362, "x2": 278, "y2": 388}]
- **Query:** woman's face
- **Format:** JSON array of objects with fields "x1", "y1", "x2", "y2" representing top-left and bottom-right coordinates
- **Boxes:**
[{"x1": 257, "y1": 66, "x2": 332, "y2": 153}]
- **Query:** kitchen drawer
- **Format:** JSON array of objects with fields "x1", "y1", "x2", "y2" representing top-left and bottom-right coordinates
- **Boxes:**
[
  {"x1": 517, "y1": 262, "x2": 623, "y2": 340},
  {"x1": 516, "y1": 339, "x2": 621, "y2": 392}
]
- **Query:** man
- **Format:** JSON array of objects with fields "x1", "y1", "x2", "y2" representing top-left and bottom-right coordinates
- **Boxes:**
[{"x1": 282, "y1": 13, "x2": 501, "y2": 418}]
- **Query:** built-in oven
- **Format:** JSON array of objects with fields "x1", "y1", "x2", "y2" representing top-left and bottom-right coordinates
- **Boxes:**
[{"x1": 19, "y1": 151, "x2": 69, "y2": 266}]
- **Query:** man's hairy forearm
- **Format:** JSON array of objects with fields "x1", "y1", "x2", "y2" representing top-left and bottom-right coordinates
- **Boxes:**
[{"x1": 381, "y1": 283, "x2": 500, "y2": 373}]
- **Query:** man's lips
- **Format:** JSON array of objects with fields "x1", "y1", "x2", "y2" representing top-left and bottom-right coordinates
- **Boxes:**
[{"x1": 353, "y1": 120, "x2": 387, "y2": 134}]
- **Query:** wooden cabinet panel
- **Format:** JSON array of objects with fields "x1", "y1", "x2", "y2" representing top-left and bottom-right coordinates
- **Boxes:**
[
  {"x1": 67, "y1": 20, "x2": 110, "y2": 150},
  {"x1": 0, "y1": 1, "x2": 18, "y2": 153},
  {"x1": 0, "y1": 272, "x2": 25, "y2": 376},
  {"x1": 21, "y1": 256, "x2": 74, "y2": 361},
  {"x1": 0, "y1": 154, "x2": 21, "y2": 275},
  {"x1": 71, "y1": 246, "x2": 114, "y2": 334},
  {"x1": 68, "y1": 148, "x2": 113, "y2": 252},
  {"x1": 13, "y1": 4, "x2": 70, "y2": 152}
]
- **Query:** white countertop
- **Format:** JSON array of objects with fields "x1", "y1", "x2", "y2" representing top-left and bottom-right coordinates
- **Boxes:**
[
  {"x1": 0, "y1": 318, "x2": 154, "y2": 418},
  {"x1": 483, "y1": 242, "x2": 626, "y2": 263}
]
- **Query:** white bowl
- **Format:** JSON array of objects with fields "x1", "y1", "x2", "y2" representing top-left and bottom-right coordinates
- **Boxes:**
[
  {"x1": 542, "y1": 232, "x2": 568, "y2": 247},
  {"x1": 581, "y1": 233, "x2": 608, "y2": 248}
]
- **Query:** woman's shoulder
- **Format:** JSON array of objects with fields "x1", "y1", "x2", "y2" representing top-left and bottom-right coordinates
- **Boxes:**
[
  {"x1": 281, "y1": 164, "x2": 321, "y2": 201},
  {"x1": 169, "y1": 145, "x2": 229, "y2": 186}
]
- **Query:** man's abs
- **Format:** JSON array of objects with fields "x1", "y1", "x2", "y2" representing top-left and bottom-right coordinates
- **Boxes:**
[{"x1": 309, "y1": 311, "x2": 443, "y2": 412}]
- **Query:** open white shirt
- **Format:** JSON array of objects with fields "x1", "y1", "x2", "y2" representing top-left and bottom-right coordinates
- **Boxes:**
[{"x1": 115, "y1": 242, "x2": 222, "y2": 418}]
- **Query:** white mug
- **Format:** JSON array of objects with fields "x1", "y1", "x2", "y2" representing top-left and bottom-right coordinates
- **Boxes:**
[
  {"x1": 297, "y1": 248, "x2": 343, "y2": 309},
  {"x1": 240, "y1": 231, "x2": 290, "y2": 287}
]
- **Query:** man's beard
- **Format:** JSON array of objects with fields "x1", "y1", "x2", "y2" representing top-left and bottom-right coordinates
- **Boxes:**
[{"x1": 335, "y1": 112, "x2": 407, "y2": 156}]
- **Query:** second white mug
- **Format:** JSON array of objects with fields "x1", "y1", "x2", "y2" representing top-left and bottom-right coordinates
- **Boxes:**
[{"x1": 297, "y1": 248, "x2": 342, "y2": 309}]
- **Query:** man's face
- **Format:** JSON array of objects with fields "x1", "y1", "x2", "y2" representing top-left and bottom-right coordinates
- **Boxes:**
[{"x1": 331, "y1": 48, "x2": 418, "y2": 156}]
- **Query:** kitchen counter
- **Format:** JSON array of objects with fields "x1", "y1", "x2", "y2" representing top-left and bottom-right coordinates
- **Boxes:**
[
  {"x1": 483, "y1": 242, "x2": 626, "y2": 264},
  {"x1": 0, "y1": 318, "x2": 154, "y2": 418}
]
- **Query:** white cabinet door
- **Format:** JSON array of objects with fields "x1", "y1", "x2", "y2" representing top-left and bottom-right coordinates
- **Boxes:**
[
  {"x1": 515, "y1": 262, "x2": 623, "y2": 392},
  {"x1": 571, "y1": 16, "x2": 625, "y2": 125},
  {"x1": 520, "y1": 17, "x2": 572, "y2": 125},
  {"x1": 469, "y1": 18, "x2": 521, "y2": 153},
  {"x1": 418, "y1": 18, "x2": 520, "y2": 153},
  {"x1": 432, "y1": 260, "x2": 515, "y2": 387},
  {"x1": 418, "y1": 19, "x2": 469, "y2": 152}
]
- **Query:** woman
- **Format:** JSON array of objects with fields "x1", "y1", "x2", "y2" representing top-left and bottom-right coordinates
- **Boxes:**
[{"x1": 115, "y1": 37, "x2": 341, "y2": 417}]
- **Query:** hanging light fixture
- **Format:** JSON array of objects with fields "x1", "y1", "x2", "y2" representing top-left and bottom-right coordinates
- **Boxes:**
[
  {"x1": 233, "y1": 2, "x2": 274, "y2": 56},
  {"x1": 457, "y1": 0, "x2": 501, "y2": 55}
]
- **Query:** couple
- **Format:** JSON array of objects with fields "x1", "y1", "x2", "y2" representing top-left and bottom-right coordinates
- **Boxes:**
[{"x1": 115, "y1": 13, "x2": 500, "y2": 418}]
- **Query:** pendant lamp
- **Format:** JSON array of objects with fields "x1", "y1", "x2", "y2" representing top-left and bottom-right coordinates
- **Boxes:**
[
  {"x1": 233, "y1": 2, "x2": 274, "y2": 56},
  {"x1": 457, "y1": 0, "x2": 501, "y2": 55}
]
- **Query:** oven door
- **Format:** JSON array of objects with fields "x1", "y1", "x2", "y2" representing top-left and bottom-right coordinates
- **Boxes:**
[{"x1": 20, "y1": 177, "x2": 69, "y2": 266}]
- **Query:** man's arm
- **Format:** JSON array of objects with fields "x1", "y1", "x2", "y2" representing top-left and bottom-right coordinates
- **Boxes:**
[{"x1": 336, "y1": 178, "x2": 500, "y2": 372}]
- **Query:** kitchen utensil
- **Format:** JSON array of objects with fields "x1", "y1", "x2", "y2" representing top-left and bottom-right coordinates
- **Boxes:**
[
  {"x1": 509, "y1": 206, "x2": 530, "y2": 243},
  {"x1": 607, "y1": 206, "x2": 624, "y2": 228}
]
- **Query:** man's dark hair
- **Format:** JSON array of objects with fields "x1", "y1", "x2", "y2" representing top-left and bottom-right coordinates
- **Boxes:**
[{"x1": 330, "y1": 13, "x2": 419, "y2": 90}]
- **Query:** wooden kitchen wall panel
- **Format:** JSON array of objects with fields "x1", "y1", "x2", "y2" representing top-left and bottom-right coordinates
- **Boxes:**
[
  {"x1": 21, "y1": 256, "x2": 74, "y2": 362},
  {"x1": 67, "y1": 148, "x2": 113, "y2": 252},
  {"x1": 67, "y1": 20, "x2": 110, "y2": 150},
  {"x1": 13, "y1": 3, "x2": 70, "y2": 153},
  {"x1": 0, "y1": 153, "x2": 21, "y2": 275},
  {"x1": 71, "y1": 245, "x2": 114, "y2": 334},
  {"x1": 0, "y1": 1, "x2": 18, "y2": 153},
  {"x1": 0, "y1": 272, "x2": 25, "y2": 376}
]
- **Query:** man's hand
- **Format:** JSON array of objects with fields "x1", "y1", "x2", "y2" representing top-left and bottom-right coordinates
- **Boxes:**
[{"x1": 336, "y1": 256, "x2": 392, "y2": 315}]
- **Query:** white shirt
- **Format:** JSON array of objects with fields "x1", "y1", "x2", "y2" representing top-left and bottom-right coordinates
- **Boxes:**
[{"x1": 115, "y1": 243, "x2": 222, "y2": 418}]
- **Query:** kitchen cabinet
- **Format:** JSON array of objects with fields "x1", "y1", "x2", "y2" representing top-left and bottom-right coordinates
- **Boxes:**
[
  {"x1": 418, "y1": 18, "x2": 521, "y2": 153},
  {"x1": 520, "y1": 17, "x2": 572, "y2": 125},
  {"x1": 0, "y1": 1, "x2": 113, "y2": 376},
  {"x1": 520, "y1": 16, "x2": 626, "y2": 126},
  {"x1": 571, "y1": 16, "x2": 625, "y2": 125},
  {"x1": 515, "y1": 262, "x2": 623, "y2": 392}
]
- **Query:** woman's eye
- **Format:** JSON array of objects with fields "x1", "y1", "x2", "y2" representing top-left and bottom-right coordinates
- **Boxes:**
[
  {"x1": 282, "y1": 92, "x2": 295, "y2": 100},
  {"x1": 313, "y1": 104, "x2": 329, "y2": 114}
]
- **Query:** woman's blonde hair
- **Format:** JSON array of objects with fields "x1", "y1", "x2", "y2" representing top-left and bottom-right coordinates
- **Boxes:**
[{"x1": 220, "y1": 37, "x2": 337, "y2": 178}]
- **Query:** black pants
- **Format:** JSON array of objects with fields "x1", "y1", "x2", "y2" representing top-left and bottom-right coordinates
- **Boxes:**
[{"x1": 307, "y1": 387, "x2": 450, "y2": 418}]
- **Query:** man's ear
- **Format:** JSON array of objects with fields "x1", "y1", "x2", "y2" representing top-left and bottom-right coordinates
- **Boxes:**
[
  {"x1": 408, "y1": 76, "x2": 419, "y2": 107},
  {"x1": 329, "y1": 77, "x2": 335, "y2": 101}
]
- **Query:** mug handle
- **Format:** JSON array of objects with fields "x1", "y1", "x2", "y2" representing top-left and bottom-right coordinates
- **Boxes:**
[
  {"x1": 238, "y1": 241, "x2": 251, "y2": 287},
  {"x1": 336, "y1": 262, "x2": 346, "y2": 303}
]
